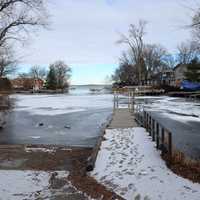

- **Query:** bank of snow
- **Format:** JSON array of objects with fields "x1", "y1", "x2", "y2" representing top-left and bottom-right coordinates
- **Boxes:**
[{"x1": 91, "y1": 128, "x2": 200, "y2": 200}]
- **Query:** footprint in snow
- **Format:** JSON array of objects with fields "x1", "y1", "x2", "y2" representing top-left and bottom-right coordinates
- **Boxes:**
[
  {"x1": 150, "y1": 176, "x2": 157, "y2": 180},
  {"x1": 126, "y1": 171, "x2": 135, "y2": 176},
  {"x1": 119, "y1": 160, "x2": 123, "y2": 164},
  {"x1": 119, "y1": 187, "x2": 128, "y2": 195},
  {"x1": 100, "y1": 175, "x2": 107, "y2": 181},
  {"x1": 128, "y1": 183, "x2": 134, "y2": 189},
  {"x1": 184, "y1": 186, "x2": 192, "y2": 191}
]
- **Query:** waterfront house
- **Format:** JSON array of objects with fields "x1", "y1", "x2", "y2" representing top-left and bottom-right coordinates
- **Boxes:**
[
  {"x1": 160, "y1": 69, "x2": 175, "y2": 86},
  {"x1": 148, "y1": 70, "x2": 175, "y2": 86},
  {"x1": 174, "y1": 64, "x2": 187, "y2": 87},
  {"x1": 11, "y1": 78, "x2": 44, "y2": 91}
]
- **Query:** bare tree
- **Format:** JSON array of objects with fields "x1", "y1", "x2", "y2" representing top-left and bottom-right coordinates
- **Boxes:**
[
  {"x1": 0, "y1": 0, "x2": 48, "y2": 47},
  {"x1": 177, "y1": 41, "x2": 199, "y2": 64},
  {"x1": 0, "y1": 44, "x2": 17, "y2": 77},
  {"x1": 112, "y1": 52, "x2": 139, "y2": 86},
  {"x1": 143, "y1": 44, "x2": 168, "y2": 77},
  {"x1": 117, "y1": 20, "x2": 147, "y2": 84},
  {"x1": 29, "y1": 65, "x2": 46, "y2": 80}
]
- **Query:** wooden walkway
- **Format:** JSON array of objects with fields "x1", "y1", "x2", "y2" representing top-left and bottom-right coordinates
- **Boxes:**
[{"x1": 108, "y1": 108, "x2": 137, "y2": 129}]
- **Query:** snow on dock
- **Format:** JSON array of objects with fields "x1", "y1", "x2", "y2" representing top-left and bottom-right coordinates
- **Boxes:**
[{"x1": 91, "y1": 128, "x2": 200, "y2": 200}]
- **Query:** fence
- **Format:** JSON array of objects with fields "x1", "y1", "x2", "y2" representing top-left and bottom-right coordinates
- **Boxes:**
[{"x1": 135, "y1": 104, "x2": 173, "y2": 161}]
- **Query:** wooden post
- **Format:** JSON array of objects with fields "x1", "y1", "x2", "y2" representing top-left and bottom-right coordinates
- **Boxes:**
[
  {"x1": 146, "y1": 111, "x2": 148, "y2": 128},
  {"x1": 161, "y1": 128, "x2": 165, "y2": 156},
  {"x1": 152, "y1": 119, "x2": 155, "y2": 141},
  {"x1": 149, "y1": 116, "x2": 152, "y2": 136},
  {"x1": 128, "y1": 91, "x2": 130, "y2": 110},
  {"x1": 132, "y1": 96, "x2": 135, "y2": 113},
  {"x1": 146, "y1": 113, "x2": 149, "y2": 131},
  {"x1": 161, "y1": 128, "x2": 165, "y2": 145},
  {"x1": 143, "y1": 111, "x2": 146, "y2": 128},
  {"x1": 168, "y1": 132, "x2": 172, "y2": 160},
  {"x1": 156, "y1": 123, "x2": 159, "y2": 149}
]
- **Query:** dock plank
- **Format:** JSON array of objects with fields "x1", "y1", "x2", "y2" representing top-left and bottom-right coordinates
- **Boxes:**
[{"x1": 108, "y1": 108, "x2": 137, "y2": 129}]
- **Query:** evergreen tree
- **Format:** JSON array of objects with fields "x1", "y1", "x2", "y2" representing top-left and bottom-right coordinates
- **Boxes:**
[
  {"x1": 46, "y1": 67, "x2": 57, "y2": 89},
  {"x1": 184, "y1": 58, "x2": 200, "y2": 82}
]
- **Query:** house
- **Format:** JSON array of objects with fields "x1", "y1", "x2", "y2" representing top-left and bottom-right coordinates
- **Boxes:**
[
  {"x1": 174, "y1": 64, "x2": 187, "y2": 87},
  {"x1": 11, "y1": 78, "x2": 44, "y2": 91},
  {"x1": 33, "y1": 79, "x2": 44, "y2": 91},
  {"x1": 149, "y1": 69, "x2": 175, "y2": 86},
  {"x1": 160, "y1": 70, "x2": 175, "y2": 86}
]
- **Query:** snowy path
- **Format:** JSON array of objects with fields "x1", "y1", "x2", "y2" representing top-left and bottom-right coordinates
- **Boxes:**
[{"x1": 91, "y1": 128, "x2": 200, "y2": 200}]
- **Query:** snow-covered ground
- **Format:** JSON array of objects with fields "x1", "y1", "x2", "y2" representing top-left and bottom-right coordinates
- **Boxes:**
[
  {"x1": 12, "y1": 94, "x2": 113, "y2": 116},
  {"x1": 0, "y1": 170, "x2": 94, "y2": 200},
  {"x1": 91, "y1": 128, "x2": 200, "y2": 200},
  {"x1": 136, "y1": 96, "x2": 200, "y2": 123}
]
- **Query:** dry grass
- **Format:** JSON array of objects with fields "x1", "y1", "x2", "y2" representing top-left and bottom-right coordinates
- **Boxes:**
[
  {"x1": 0, "y1": 144, "x2": 123, "y2": 199},
  {"x1": 163, "y1": 150, "x2": 200, "y2": 183}
]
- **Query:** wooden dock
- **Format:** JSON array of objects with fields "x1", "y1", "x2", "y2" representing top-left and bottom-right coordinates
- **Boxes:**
[
  {"x1": 87, "y1": 108, "x2": 137, "y2": 171},
  {"x1": 108, "y1": 108, "x2": 137, "y2": 129}
]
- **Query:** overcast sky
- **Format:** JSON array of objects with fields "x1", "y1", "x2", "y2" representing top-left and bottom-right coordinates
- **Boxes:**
[{"x1": 19, "y1": 0, "x2": 195, "y2": 85}]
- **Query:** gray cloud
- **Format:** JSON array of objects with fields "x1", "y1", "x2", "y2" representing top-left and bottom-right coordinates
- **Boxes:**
[{"x1": 20, "y1": 0, "x2": 193, "y2": 66}]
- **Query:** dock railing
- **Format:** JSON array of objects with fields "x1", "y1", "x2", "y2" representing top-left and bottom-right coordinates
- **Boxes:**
[
  {"x1": 135, "y1": 104, "x2": 173, "y2": 162},
  {"x1": 113, "y1": 89, "x2": 134, "y2": 111}
]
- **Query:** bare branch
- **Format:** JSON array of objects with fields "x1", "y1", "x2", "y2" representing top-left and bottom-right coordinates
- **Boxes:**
[{"x1": 0, "y1": 0, "x2": 49, "y2": 46}]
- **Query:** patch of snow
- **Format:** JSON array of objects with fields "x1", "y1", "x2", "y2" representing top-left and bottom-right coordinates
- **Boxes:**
[
  {"x1": 0, "y1": 170, "x2": 96, "y2": 200},
  {"x1": 0, "y1": 170, "x2": 67, "y2": 200},
  {"x1": 91, "y1": 128, "x2": 200, "y2": 200},
  {"x1": 25, "y1": 147, "x2": 56, "y2": 153}
]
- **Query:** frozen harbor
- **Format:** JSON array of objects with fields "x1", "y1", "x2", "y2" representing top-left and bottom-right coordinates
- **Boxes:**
[{"x1": 0, "y1": 90, "x2": 113, "y2": 147}]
